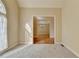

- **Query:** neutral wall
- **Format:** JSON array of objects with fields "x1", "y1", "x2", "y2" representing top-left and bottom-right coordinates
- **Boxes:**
[
  {"x1": 50, "y1": 17, "x2": 54, "y2": 38},
  {"x1": 20, "y1": 8, "x2": 62, "y2": 44},
  {"x1": 62, "y1": 0, "x2": 79, "y2": 57},
  {"x1": 5, "y1": 0, "x2": 19, "y2": 49}
]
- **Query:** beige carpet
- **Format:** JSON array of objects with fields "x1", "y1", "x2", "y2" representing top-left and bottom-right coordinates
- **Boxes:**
[{"x1": 0, "y1": 44, "x2": 77, "y2": 58}]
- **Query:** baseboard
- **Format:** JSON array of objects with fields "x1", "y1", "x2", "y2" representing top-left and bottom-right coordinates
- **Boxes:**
[
  {"x1": 55, "y1": 42, "x2": 61, "y2": 44},
  {"x1": 61, "y1": 42, "x2": 79, "y2": 57},
  {"x1": 19, "y1": 42, "x2": 26, "y2": 45},
  {"x1": 0, "y1": 42, "x2": 18, "y2": 55},
  {"x1": 8, "y1": 42, "x2": 18, "y2": 50},
  {"x1": 19, "y1": 41, "x2": 33, "y2": 46}
]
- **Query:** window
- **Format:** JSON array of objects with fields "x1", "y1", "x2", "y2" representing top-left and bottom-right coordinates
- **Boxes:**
[{"x1": 0, "y1": 0, "x2": 7, "y2": 51}]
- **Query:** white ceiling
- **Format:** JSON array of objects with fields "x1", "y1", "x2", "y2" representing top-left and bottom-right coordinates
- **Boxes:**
[{"x1": 17, "y1": 0, "x2": 64, "y2": 8}]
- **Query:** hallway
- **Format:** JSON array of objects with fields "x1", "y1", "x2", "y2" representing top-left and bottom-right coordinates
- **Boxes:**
[{"x1": 33, "y1": 16, "x2": 55, "y2": 44}]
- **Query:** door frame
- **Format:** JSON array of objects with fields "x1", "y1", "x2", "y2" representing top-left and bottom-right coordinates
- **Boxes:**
[{"x1": 32, "y1": 15, "x2": 57, "y2": 44}]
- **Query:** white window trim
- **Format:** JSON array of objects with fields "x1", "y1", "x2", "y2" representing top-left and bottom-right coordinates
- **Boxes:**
[{"x1": 0, "y1": 0, "x2": 8, "y2": 51}]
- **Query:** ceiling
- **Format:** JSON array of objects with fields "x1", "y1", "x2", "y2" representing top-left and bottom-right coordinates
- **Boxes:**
[{"x1": 17, "y1": 0, "x2": 64, "y2": 8}]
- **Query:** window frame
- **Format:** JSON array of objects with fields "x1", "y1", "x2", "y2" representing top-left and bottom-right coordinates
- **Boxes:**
[{"x1": 0, "y1": 0, "x2": 8, "y2": 50}]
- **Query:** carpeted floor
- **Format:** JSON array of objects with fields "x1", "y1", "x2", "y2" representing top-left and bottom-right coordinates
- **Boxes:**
[{"x1": 0, "y1": 44, "x2": 77, "y2": 58}]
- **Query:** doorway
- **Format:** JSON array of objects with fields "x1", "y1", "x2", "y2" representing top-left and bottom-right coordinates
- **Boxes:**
[{"x1": 33, "y1": 16, "x2": 55, "y2": 44}]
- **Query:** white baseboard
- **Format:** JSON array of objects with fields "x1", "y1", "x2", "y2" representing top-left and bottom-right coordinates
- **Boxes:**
[
  {"x1": 55, "y1": 42, "x2": 61, "y2": 44},
  {"x1": 19, "y1": 42, "x2": 26, "y2": 45},
  {"x1": 0, "y1": 42, "x2": 18, "y2": 55},
  {"x1": 61, "y1": 42, "x2": 79, "y2": 58},
  {"x1": 19, "y1": 41, "x2": 33, "y2": 47},
  {"x1": 8, "y1": 42, "x2": 18, "y2": 50}
]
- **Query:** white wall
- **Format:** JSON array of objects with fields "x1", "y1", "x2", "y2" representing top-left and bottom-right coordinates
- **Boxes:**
[
  {"x1": 20, "y1": 8, "x2": 62, "y2": 44},
  {"x1": 62, "y1": 0, "x2": 79, "y2": 57},
  {"x1": 50, "y1": 17, "x2": 54, "y2": 38},
  {"x1": 5, "y1": 0, "x2": 19, "y2": 49}
]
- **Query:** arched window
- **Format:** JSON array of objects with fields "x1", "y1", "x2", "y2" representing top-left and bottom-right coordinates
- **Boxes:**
[{"x1": 0, "y1": 0, "x2": 8, "y2": 51}]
